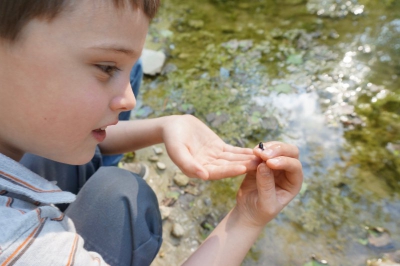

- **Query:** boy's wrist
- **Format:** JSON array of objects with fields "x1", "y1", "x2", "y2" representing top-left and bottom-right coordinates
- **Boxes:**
[
  {"x1": 229, "y1": 206, "x2": 268, "y2": 233},
  {"x1": 159, "y1": 114, "x2": 183, "y2": 142}
]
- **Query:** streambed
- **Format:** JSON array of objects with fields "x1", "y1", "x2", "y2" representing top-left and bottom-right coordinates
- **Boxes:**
[{"x1": 133, "y1": 1, "x2": 400, "y2": 265}]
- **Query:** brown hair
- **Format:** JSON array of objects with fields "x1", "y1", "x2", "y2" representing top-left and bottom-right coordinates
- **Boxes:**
[{"x1": 0, "y1": 0, "x2": 160, "y2": 42}]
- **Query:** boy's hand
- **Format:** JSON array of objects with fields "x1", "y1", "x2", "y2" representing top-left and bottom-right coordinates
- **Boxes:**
[
  {"x1": 234, "y1": 141, "x2": 303, "y2": 227},
  {"x1": 162, "y1": 115, "x2": 260, "y2": 180}
]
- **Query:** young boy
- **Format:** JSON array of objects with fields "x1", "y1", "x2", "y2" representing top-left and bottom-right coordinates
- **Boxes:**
[{"x1": 0, "y1": 1, "x2": 303, "y2": 265}]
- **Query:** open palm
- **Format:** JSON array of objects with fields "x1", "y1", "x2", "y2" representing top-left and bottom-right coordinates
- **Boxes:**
[{"x1": 162, "y1": 115, "x2": 260, "y2": 180}]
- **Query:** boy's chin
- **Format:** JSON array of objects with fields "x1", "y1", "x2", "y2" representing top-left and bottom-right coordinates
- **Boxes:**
[{"x1": 42, "y1": 150, "x2": 96, "y2": 165}]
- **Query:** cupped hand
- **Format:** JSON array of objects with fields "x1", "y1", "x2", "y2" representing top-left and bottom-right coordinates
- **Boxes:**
[
  {"x1": 234, "y1": 141, "x2": 303, "y2": 227},
  {"x1": 161, "y1": 115, "x2": 260, "y2": 180}
]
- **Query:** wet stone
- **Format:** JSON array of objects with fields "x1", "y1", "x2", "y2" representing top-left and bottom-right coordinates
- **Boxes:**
[
  {"x1": 203, "y1": 197, "x2": 212, "y2": 206},
  {"x1": 159, "y1": 206, "x2": 172, "y2": 220},
  {"x1": 188, "y1": 20, "x2": 204, "y2": 29},
  {"x1": 156, "y1": 162, "x2": 167, "y2": 170},
  {"x1": 388, "y1": 250, "x2": 400, "y2": 263},
  {"x1": 178, "y1": 193, "x2": 196, "y2": 211},
  {"x1": 184, "y1": 186, "x2": 199, "y2": 196},
  {"x1": 161, "y1": 63, "x2": 178, "y2": 75},
  {"x1": 211, "y1": 113, "x2": 230, "y2": 127},
  {"x1": 367, "y1": 228, "x2": 394, "y2": 251},
  {"x1": 206, "y1": 113, "x2": 216, "y2": 123},
  {"x1": 153, "y1": 146, "x2": 164, "y2": 155},
  {"x1": 148, "y1": 155, "x2": 159, "y2": 162},
  {"x1": 178, "y1": 53, "x2": 190, "y2": 59},
  {"x1": 173, "y1": 172, "x2": 189, "y2": 187},
  {"x1": 329, "y1": 30, "x2": 340, "y2": 39},
  {"x1": 171, "y1": 223, "x2": 185, "y2": 238}
]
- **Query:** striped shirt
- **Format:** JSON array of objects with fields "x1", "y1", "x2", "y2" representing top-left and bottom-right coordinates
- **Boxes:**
[{"x1": 0, "y1": 153, "x2": 109, "y2": 265}]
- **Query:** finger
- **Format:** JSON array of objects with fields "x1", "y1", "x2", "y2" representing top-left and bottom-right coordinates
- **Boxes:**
[
  {"x1": 204, "y1": 157, "x2": 261, "y2": 173},
  {"x1": 208, "y1": 150, "x2": 260, "y2": 168},
  {"x1": 266, "y1": 156, "x2": 303, "y2": 193},
  {"x1": 254, "y1": 141, "x2": 299, "y2": 161},
  {"x1": 256, "y1": 163, "x2": 277, "y2": 208},
  {"x1": 218, "y1": 151, "x2": 259, "y2": 162},
  {"x1": 224, "y1": 144, "x2": 254, "y2": 155},
  {"x1": 167, "y1": 143, "x2": 209, "y2": 180},
  {"x1": 204, "y1": 164, "x2": 248, "y2": 180}
]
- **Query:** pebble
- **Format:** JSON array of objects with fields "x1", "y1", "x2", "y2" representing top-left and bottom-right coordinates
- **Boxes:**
[
  {"x1": 141, "y1": 49, "x2": 166, "y2": 76},
  {"x1": 173, "y1": 172, "x2": 189, "y2": 187},
  {"x1": 148, "y1": 155, "x2": 159, "y2": 162},
  {"x1": 171, "y1": 223, "x2": 185, "y2": 238},
  {"x1": 203, "y1": 197, "x2": 212, "y2": 206},
  {"x1": 153, "y1": 146, "x2": 164, "y2": 155},
  {"x1": 156, "y1": 162, "x2": 166, "y2": 170},
  {"x1": 159, "y1": 206, "x2": 172, "y2": 220}
]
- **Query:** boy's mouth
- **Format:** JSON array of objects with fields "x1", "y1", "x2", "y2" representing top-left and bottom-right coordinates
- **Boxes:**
[
  {"x1": 92, "y1": 127, "x2": 107, "y2": 142},
  {"x1": 93, "y1": 127, "x2": 107, "y2": 132}
]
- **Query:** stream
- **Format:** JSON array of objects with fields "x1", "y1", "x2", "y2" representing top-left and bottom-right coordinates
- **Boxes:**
[{"x1": 134, "y1": 0, "x2": 400, "y2": 265}]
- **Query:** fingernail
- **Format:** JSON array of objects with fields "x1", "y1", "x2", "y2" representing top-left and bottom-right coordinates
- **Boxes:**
[
  {"x1": 263, "y1": 149, "x2": 274, "y2": 157},
  {"x1": 268, "y1": 158, "x2": 279, "y2": 165}
]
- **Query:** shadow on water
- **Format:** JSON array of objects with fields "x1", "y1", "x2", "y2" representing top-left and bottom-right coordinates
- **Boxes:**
[{"x1": 138, "y1": 0, "x2": 400, "y2": 265}]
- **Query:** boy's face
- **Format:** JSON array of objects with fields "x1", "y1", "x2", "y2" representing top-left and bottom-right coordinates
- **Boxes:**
[{"x1": 0, "y1": 0, "x2": 149, "y2": 163}]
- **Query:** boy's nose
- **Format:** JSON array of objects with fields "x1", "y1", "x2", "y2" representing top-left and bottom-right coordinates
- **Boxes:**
[{"x1": 110, "y1": 83, "x2": 136, "y2": 112}]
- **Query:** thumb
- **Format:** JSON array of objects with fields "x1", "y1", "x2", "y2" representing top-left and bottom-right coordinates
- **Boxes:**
[{"x1": 256, "y1": 163, "x2": 276, "y2": 203}]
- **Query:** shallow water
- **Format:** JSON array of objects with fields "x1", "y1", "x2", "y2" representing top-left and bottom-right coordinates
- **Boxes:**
[{"x1": 138, "y1": 0, "x2": 400, "y2": 265}]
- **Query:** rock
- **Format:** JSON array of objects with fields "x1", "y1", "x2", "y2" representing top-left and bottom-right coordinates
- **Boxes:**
[
  {"x1": 153, "y1": 146, "x2": 164, "y2": 155},
  {"x1": 388, "y1": 249, "x2": 400, "y2": 263},
  {"x1": 203, "y1": 197, "x2": 212, "y2": 206},
  {"x1": 221, "y1": 39, "x2": 239, "y2": 51},
  {"x1": 220, "y1": 67, "x2": 230, "y2": 78},
  {"x1": 206, "y1": 113, "x2": 216, "y2": 123},
  {"x1": 141, "y1": 49, "x2": 166, "y2": 76},
  {"x1": 329, "y1": 30, "x2": 340, "y2": 39},
  {"x1": 156, "y1": 162, "x2": 166, "y2": 170},
  {"x1": 368, "y1": 230, "x2": 393, "y2": 249},
  {"x1": 148, "y1": 155, "x2": 159, "y2": 162},
  {"x1": 161, "y1": 63, "x2": 178, "y2": 75},
  {"x1": 171, "y1": 223, "x2": 185, "y2": 238},
  {"x1": 201, "y1": 214, "x2": 217, "y2": 231},
  {"x1": 177, "y1": 103, "x2": 195, "y2": 115},
  {"x1": 173, "y1": 172, "x2": 190, "y2": 187},
  {"x1": 238, "y1": 40, "x2": 253, "y2": 51},
  {"x1": 363, "y1": 227, "x2": 396, "y2": 253},
  {"x1": 159, "y1": 206, "x2": 172, "y2": 220},
  {"x1": 178, "y1": 53, "x2": 190, "y2": 59},
  {"x1": 211, "y1": 113, "x2": 230, "y2": 127},
  {"x1": 184, "y1": 186, "x2": 199, "y2": 196},
  {"x1": 188, "y1": 20, "x2": 204, "y2": 29}
]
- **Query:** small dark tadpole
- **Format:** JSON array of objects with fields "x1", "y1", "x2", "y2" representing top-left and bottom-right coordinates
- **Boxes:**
[{"x1": 258, "y1": 142, "x2": 264, "y2": 150}]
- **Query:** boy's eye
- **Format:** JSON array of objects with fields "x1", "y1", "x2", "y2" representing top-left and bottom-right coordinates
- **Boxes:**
[{"x1": 96, "y1": 64, "x2": 121, "y2": 77}]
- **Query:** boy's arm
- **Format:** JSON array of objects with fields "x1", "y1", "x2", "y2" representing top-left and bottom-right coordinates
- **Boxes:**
[
  {"x1": 183, "y1": 142, "x2": 303, "y2": 265},
  {"x1": 98, "y1": 115, "x2": 260, "y2": 180},
  {"x1": 98, "y1": 117, "x2": 165, "y2": 152}
]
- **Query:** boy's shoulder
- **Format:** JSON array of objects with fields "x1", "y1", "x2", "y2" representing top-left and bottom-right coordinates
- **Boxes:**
[{"x1": 0, "y1": 153, "x2": 106, "y2": 265}]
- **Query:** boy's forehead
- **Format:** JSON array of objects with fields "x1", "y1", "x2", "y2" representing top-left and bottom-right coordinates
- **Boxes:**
[
  {"x1": 50, "y1": 0, "x2": 149, "y2": 51},
  {"x1": 68, "y1": 0, "x2": 146, "y2": 24}
]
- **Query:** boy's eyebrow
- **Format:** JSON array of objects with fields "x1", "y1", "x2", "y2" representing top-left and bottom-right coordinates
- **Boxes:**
[{"x1": 90, "y1": 45, "x2": 136, "y2": 57}]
